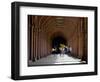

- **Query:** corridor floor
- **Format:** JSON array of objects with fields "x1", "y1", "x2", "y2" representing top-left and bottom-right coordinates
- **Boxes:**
[{"x1": 29, "y1": 54, "x2": 86, "y2": 66}]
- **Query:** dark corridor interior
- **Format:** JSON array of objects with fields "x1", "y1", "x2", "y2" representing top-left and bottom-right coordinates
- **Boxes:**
[{"x1": 52, "y1": 36, "x2": 67, "y2": 54}]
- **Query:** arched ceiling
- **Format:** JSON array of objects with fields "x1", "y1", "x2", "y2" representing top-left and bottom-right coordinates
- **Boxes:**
[{"x1": 31, "y1": 15, "x2": 82, "y2": 40}]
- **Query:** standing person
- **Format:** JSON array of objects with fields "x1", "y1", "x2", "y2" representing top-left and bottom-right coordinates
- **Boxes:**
[
  {"x1": 59, "y1": 44, "x2": 65, "y2": 56},
  {"x1": 68, "y1": 45, "x2": 72, "y2": 56},
  {"x1": 62, "y1": 47, "x2": 65, "y2": 56},
  {"x1": 64, "y1": 46, "x2": 68, "y2": 54},
  {"x1": 59, "y1": 47, "x2": 65, "y2": 56},
  {"x1": 59, "y1": 47, "x2": 62, "y2": 56}
]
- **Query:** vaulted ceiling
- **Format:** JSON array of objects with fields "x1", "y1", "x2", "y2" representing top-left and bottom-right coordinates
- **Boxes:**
[{"x1": 29, "y1": 15, "x2": 84, "y2": 41}]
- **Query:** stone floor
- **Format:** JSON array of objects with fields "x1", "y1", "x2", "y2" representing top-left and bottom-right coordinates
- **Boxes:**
[{"x1": 29, "y1": 54, "x2": 86, "y2": 66}]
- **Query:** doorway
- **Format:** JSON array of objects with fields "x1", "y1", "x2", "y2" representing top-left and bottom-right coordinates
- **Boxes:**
[{"x1": 51, "y1": 36, "x2": 67, "y2": 54}]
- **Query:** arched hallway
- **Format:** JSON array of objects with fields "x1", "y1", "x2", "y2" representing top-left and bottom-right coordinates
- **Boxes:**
[{"x1": 28, "y1": 15, "x2": 88, "y2": 66}]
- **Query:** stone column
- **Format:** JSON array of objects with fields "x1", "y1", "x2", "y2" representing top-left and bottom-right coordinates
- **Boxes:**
[
  {"x1": 28, "y1": 15, "x2": 31, "y2": 61},
  {"x1": 31, "y1": 16, "x2": 34, "y2": 61}
]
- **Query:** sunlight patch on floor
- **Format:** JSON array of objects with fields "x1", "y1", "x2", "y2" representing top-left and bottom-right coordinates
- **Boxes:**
[{"x1": 29, "y1": 54, "x2": 85, "y2": 66}]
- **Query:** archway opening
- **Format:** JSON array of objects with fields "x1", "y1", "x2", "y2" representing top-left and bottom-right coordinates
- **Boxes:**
[{"x1": 51, "y1": 36, "x2": 67, "y2": 54}]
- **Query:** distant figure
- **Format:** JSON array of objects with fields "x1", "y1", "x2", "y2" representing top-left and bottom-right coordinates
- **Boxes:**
[
  {"x1": 56, "y1": 47, "x2": 61, "y2": 54},
  {"x1": 64, "y1": 46, "x2": 68, "y2": 54},
  {"x1": 52, "y1": 48, "x2": 56, "y2": 55},
  {"x1": 67, "y1": 46, "x2": 72, "y2": 55},
  {"x1": 59, "y1": 47, "x2": 65, "y2": 56},
  {"x1": 59, "y1": 44, "x2": 65, "y2": 56}
]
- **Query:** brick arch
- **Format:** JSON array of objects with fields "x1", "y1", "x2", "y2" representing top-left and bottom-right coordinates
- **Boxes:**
[{"x1": 50, "y1": 31, "x2": 67, "y2": 41}]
